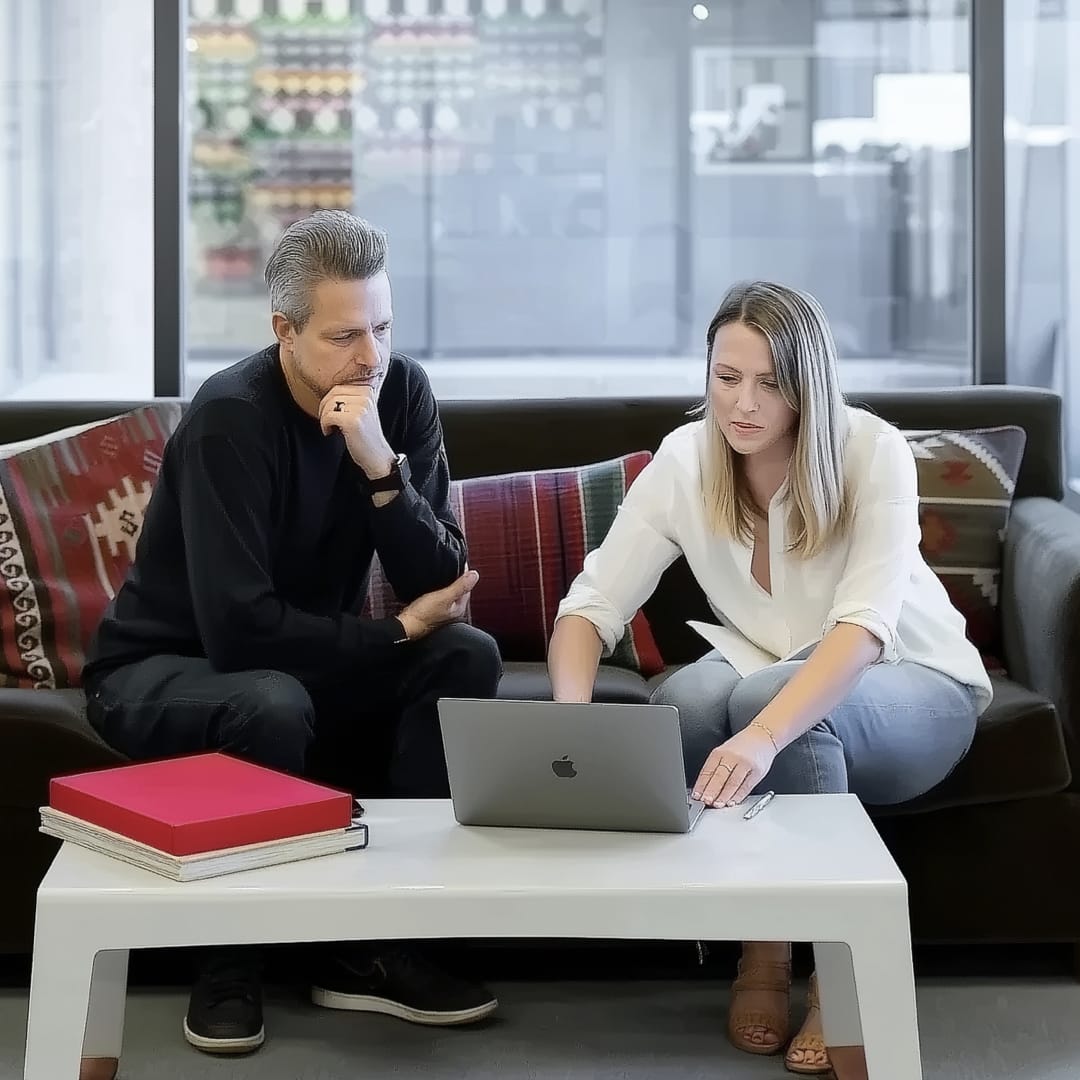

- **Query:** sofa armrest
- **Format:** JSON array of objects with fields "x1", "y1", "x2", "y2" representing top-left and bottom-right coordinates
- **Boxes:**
[
  {"x1": 1001, "y1": 496, "x2": 1080, "y2": 786},
  {"x1": 0, "y1": 689, "x2": 124, "y2": 809}
]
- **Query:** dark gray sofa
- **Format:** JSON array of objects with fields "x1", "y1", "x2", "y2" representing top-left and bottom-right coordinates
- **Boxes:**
[{"x1": 0, "y1": 386, "x2": 1078, "y2": 964}]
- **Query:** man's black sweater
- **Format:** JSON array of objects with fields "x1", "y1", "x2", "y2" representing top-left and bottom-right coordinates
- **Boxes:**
[{"x1": 83, "y1": 346, "x2": 466, "y2": 689}]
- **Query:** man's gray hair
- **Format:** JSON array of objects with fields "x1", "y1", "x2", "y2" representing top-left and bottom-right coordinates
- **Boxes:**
[{"x1": 265, "y1": 209, "x2": 388, "y2": 330}]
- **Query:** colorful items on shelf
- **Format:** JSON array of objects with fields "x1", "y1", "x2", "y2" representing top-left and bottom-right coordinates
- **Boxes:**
[
  {"x1": 186, "y1": 0, "x2": 607, "y2": 292},
  {"x1": 250, "y1": 183, "x2": 353, "y2": 210}
]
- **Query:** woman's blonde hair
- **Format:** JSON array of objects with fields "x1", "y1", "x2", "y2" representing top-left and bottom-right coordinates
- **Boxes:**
[{"x1": 699, "y1": 281, "x2": 851, "y2": 558}]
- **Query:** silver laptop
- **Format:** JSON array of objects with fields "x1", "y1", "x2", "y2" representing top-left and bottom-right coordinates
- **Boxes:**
[{"x1": 438, "y1": 698, "x2": 707, "y2": 834}]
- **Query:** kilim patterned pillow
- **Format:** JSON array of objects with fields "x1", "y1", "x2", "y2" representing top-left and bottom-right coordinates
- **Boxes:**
[
  {"x1": 903, "y1": 425, "x2": 1027, "y2": 672},
  {"x1": 362, "y1": 453, "x2": 666, "y2": 677},
  {"x1": 0, "y1": 404, "x2": 183, "y2": 688}
]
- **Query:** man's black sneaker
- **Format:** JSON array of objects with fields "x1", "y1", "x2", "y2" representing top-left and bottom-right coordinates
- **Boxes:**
[
  {"x1": 183, "y1": 948, "x2": 265, "y2": 1054},
  {"x1": 310, "y1": 945, "x2": 498, "y2": 1026}
]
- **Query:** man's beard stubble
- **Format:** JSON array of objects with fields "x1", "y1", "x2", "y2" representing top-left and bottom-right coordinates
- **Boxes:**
[{"x1": 296, "y1": 366, "x2": 383, "y2": 405}]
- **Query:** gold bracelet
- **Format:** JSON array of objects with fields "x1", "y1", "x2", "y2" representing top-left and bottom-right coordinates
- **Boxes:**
[{"x1": 750, "y1": 720, "x2": 780, "y2": 751}]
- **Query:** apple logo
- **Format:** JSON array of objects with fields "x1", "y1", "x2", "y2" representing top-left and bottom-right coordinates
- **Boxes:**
[{"x1": 551, "y1": 755, "x2": 577, "y2": 779}]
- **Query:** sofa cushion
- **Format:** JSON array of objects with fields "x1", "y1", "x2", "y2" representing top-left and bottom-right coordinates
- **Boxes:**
[
  {"x1": 647, "y1": 665, "x2": 1065, "y2": 813},
  {"x1": 904, "y1": 426, "x2": 1026, "y2": 672},
  {"x1": 497, "y1": 666, "x2": 1069, "y2": 814},
  {"x1": 499, "y1": 662, "x2": 651, "y2": 704},
  {"x1": 364, "y1": 453, "x2": 665, "y2": 677},
  {"x1": 877, "y1": 675, "x2": 1070, "y2": 815},
  {"x1": 0, "y1": 404, "x2": 183, "y2": 689},
  {"x1": 1, "y1": 670, "x2": 1064, "y2": 823}
]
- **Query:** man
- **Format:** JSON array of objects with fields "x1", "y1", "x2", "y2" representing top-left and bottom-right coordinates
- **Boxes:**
[{"x1": 83, "y1": 210, "x2": 502, "y2": 1055}]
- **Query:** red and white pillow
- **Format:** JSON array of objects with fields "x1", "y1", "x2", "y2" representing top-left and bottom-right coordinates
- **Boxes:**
[
  {"x1": 0, "y1": 405, "x2": 182, "y2": 688},
  {"x1": 361, "y1": 452, "x2": 666, "y2": 677}
]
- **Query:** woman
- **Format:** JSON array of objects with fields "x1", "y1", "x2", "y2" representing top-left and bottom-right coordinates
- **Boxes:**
[{"x1": 547, "y1": 281, "x2": 990, "y2": 1079}]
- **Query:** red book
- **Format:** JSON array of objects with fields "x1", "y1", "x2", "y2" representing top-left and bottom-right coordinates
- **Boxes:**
[{"x1": 49, "y1": 753, "x2": 353, "y2": 856}]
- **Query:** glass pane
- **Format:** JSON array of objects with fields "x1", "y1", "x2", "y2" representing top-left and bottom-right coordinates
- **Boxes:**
[
  {"x1": 1004, "y1": 0, "x2": 1078, "y2": 497},
  {"x1": 689, "y1": 0, "x2": 970, "y2": 391},
  {"x1": 0, "y1": 0, "x2": 154, "y2": 401},
  {"x1": 184, "y1": 0, "x2": 971, "y2": 399}
]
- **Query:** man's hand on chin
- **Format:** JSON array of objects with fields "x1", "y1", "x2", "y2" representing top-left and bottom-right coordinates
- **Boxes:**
[{"x1": 318, "y1": 384, "x2": 395, "y2": 479}]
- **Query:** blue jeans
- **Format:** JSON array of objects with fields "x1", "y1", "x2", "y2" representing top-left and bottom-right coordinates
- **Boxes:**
[{"x1": 650, "y1": 651, "x2": 980, "y2": 805}]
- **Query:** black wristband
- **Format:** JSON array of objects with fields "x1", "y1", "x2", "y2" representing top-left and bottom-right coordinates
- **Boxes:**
[{"x1": 366, "y1": 453, "x2": 411, "y2": 494}]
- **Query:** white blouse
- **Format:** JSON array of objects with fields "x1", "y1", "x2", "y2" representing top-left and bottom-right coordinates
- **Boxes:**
[{"x1": 556, "y1": 407, "x2": 993, "y2": 714}]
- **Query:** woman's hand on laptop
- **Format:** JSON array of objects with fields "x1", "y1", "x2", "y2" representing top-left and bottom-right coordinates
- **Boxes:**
[
  {"x1": 692, "y1": 725, "x2": 777, "y2": 808},
  {"x1": 397, "y1": 569, "x2": 479, "y2": 641}
]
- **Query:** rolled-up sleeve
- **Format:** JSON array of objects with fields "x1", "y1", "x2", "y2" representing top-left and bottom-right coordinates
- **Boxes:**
[
  {"x1": 822, "y1": 427, "x2": 921, "y2": 662},
  {"x1": 554, "y1": 450, "x2": 683, "y2": 656}
]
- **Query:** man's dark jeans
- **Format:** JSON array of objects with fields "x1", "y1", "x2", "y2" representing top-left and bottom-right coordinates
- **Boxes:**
[{"x1": 85, "y1": 622, "x2": 503, "y2": 798}]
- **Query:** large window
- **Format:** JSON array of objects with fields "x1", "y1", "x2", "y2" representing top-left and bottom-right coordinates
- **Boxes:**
[
  {"x1": 0, "y1": 0, "x2": 154, "y2": 401},
  {"x1": 687, "y1": 0, "x2": 969, "y2": 392},
  {"x1": 184, "y1": 0, "x2": 973, "y2": 399},
  {"x1": 0, "y1": 0, "x2": 975, "y2": 402}
]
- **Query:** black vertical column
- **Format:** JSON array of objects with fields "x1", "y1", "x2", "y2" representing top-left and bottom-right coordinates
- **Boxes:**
[
  {"x1": 971, "y1": 0, "x2": 1007, "y2": 384},
  {"x1": 153, "y1": 0, "x2": 185, "y2": 398}
]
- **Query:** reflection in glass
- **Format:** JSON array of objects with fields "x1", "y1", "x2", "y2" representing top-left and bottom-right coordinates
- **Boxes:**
[{"x1": 183, "y1": 0, "x2": 972, "y2": 399}]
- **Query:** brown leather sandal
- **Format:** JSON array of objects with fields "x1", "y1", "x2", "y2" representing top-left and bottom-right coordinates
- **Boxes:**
[
  {"x1": 727, "y1": 947, "x2": 792, "y2": 1056},
  {"x1": 785, "y1": 973, "x2": 833, "y2": 1075}
]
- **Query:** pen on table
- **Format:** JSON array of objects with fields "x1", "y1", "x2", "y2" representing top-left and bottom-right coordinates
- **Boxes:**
[{"x1": 743, "y1": 790, "x2": 775, "y2": 821}]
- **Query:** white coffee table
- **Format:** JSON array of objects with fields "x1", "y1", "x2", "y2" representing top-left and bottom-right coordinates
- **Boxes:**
[{"x1": 24, "y1": 795, "x2": 921, "y2": 1079}]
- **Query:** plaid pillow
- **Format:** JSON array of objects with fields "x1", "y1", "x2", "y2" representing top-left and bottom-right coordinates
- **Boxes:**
[
  {"x1": 0, "y1": 405, "x2": 183, "y2": 688},
  {"x1": 904, "y1": 426, "x2": 1027, "y2": 672},
  {"x1": 363, "y1": 453, "x2": 665, "y2": 677}
]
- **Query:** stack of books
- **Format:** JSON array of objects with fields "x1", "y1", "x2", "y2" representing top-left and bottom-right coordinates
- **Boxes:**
[{"x1": 40, "y1": 752, "x2": 368, "y2": 881}]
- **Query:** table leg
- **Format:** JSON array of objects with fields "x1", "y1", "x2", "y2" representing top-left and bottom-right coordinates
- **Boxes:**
[
  {"x1": 813, "y1": 941, "x2": 862, "y2": 1047},
  {"x1": 82, "y1": 949, "x2": 129, "y2": 1060},
  {"x1": 814, "y1": 934, "x2": 922, "y2": 1080},
  {"x1": 23, "y1": 930, "x2": 97, "y2": 1080},
  {"x1": 852, "y1": 929, "x2": 922, "y2": 1080}
]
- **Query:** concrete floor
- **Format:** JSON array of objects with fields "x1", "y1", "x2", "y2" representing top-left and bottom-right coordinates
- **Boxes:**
[{"x1": 3, "y1": 973, "x2": 1078, "y2": 1079}]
